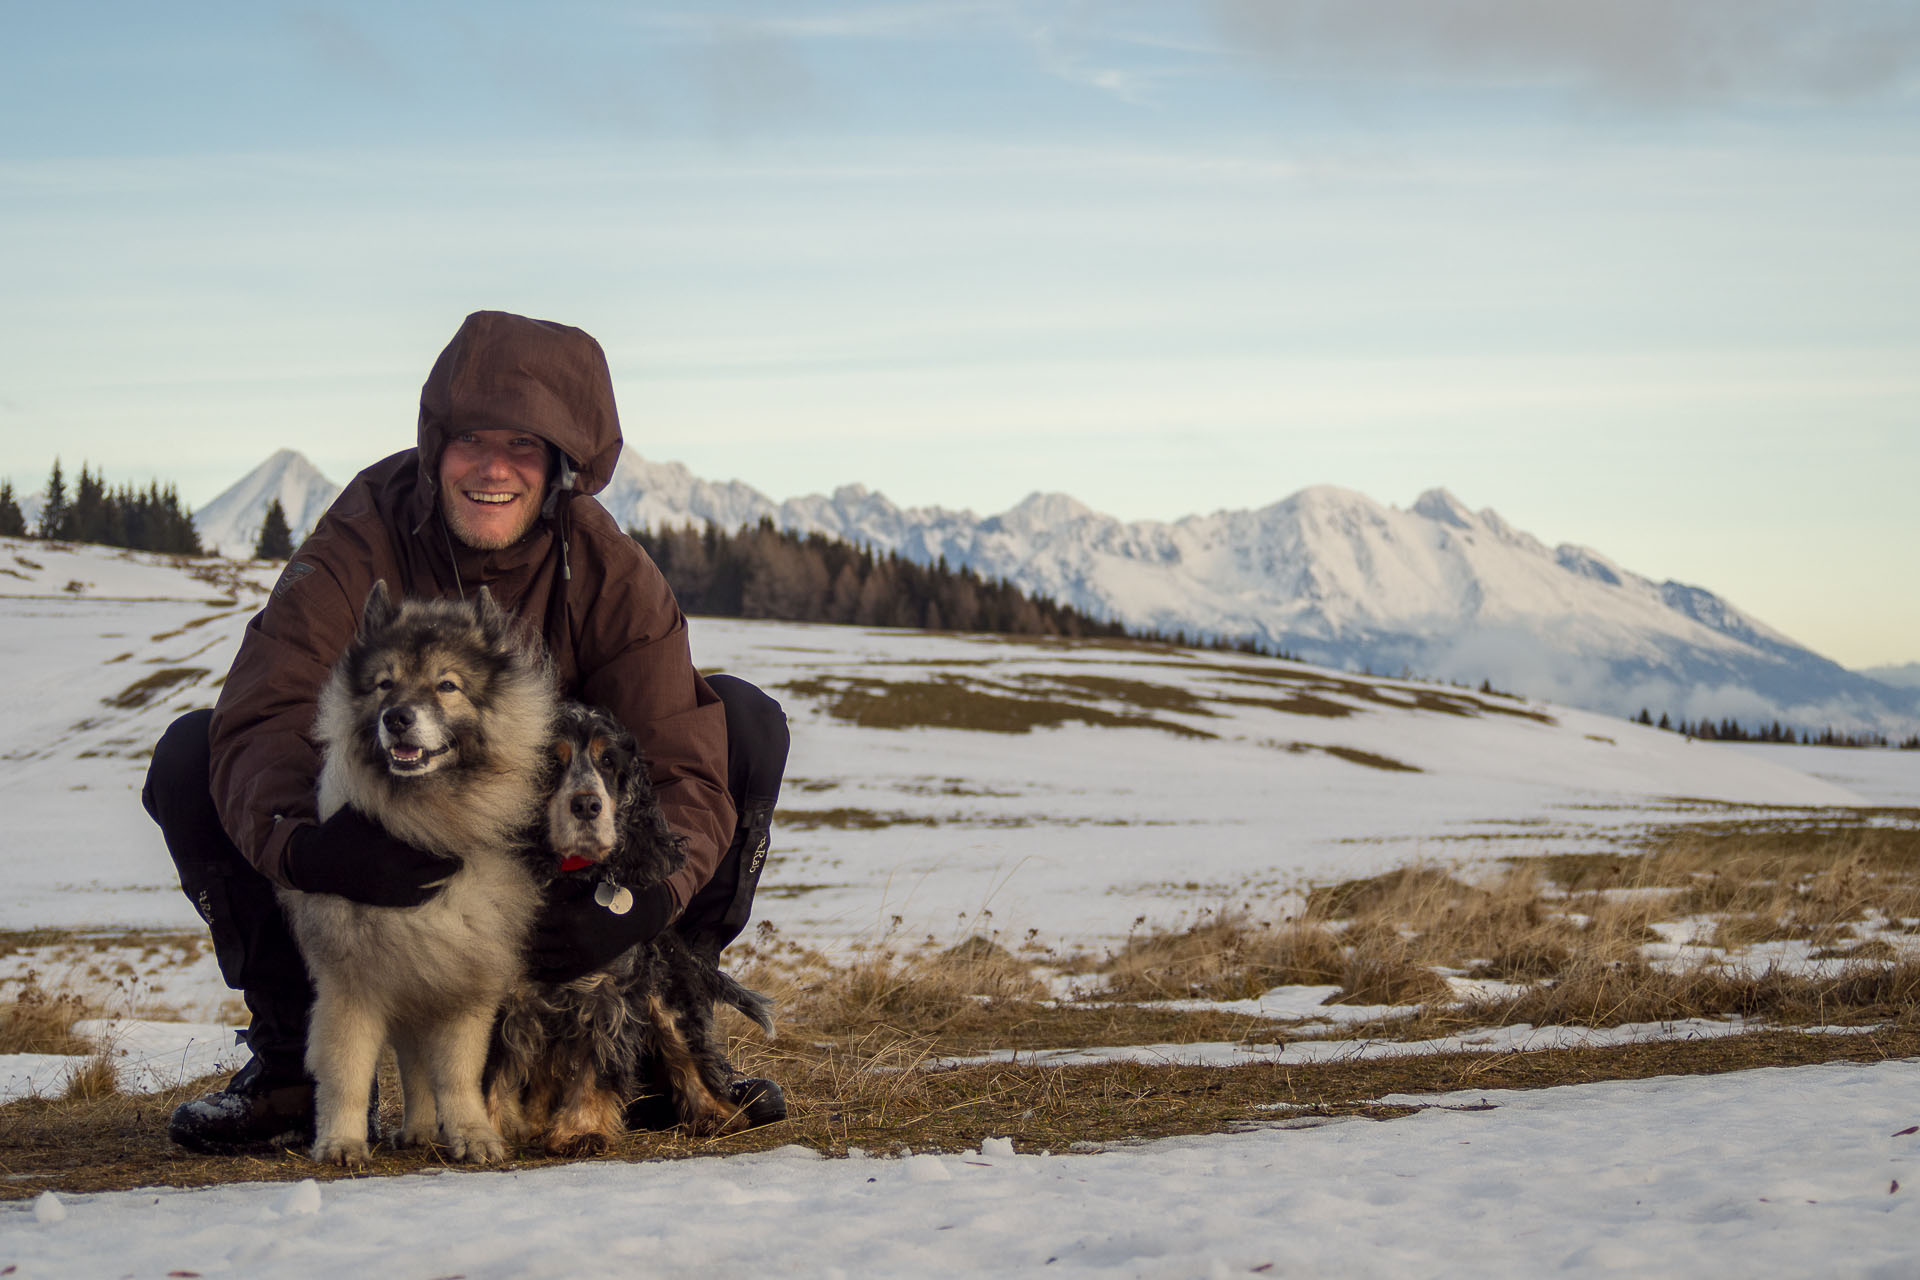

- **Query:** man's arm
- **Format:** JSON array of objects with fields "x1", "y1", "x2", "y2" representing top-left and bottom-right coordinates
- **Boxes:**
[{"x1": 207, "y1": 530, "x2": 366, "y2": 887}]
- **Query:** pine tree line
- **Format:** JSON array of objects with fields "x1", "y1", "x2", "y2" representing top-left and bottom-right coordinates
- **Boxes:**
[
  {"x1": 3, "y1": 460, "x2": 201, "y2": 555},
  {"x1": 1632, "y1": 708, "x2": 1917, "y2": 750},
  {"x1": 632, "y1": 519, "x2": 1283, "y2": 656}
]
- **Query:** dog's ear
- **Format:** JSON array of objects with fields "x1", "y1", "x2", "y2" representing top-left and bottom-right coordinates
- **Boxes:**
[
  {"x1": 473, "y1": 586, "x2": 551, "y2": 674},
  {"x1": 358, "y1": 581, "x2": 396, "y2": 640},
  {"x1": 472, "y1": 585, "x2": 511, "y2": 643}
]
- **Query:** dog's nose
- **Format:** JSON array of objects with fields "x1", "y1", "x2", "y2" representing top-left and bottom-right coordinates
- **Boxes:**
[
  {"x1": 570, "y1": 792, "x2": 602, "y2": 821},
  {"x1": 382, "y1": 706, "x2": 415, "y2": 735}
]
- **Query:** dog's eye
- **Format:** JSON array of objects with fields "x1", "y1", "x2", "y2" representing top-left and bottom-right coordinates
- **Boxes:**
[
  {"x1": 437, "y1": 679, "x2": 461, "y2": 694},
  {"x1": 374, "y1": 678, "x2": 394, "y2": 692}
]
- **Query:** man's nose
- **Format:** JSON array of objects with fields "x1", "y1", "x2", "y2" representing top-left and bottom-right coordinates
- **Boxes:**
[{"x1": 473, "y1": 443, "x2": 514, "y2": 475}]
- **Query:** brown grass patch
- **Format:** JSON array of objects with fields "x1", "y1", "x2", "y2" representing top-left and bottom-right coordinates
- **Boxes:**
[
  {"x1": 781, "y1": 676, "x2": 1217, "y2": 739},
  {"x1": 1320, "y1": 745, "x2": 1422, "y2": 772},
  {"x1": 102, "y1": 667, "x2": 210, "y2": 709},
  {"x1": 0, "y1": 973, "x2": 97, "y2": 1056},
  {"x1": 1017, "y1": 673, "x2": 1220, "y2": 719},
  {"x1": 1096, "y1": 913, "x2": 1346, "y2": 1001},
  {"x1": 60, "y1": 1054, "x2": 121, "y2": 1104},
  {"x1": 778, "y1": 807, "x2": 941, "y2": 830}
]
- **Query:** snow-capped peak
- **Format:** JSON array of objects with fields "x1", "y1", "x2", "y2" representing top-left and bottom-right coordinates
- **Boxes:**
[
  {"x1": 193, "y1": 451, "x2": 342, "y2": 559},
  {"x1": 1410, "y1": 488, "x2": 1477, "y2": 529}
]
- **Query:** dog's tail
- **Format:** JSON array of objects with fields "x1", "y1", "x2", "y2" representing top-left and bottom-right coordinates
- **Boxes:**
[{"x1": 718, "y1": 971, "x2": 776, "y2": 1039}]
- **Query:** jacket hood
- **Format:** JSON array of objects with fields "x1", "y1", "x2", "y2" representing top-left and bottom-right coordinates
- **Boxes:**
[{"x1": 415, "y1": 311, "x2": 624, "y2": 512}]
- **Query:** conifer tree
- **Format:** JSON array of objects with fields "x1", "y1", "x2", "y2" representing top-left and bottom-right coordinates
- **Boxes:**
[
  {"x1": 254, "y1": 498, "x2": 294, "y2": 559},
  {"x1": 0, "y1": 482, "x2": 24, "y2": 537},
  {"x1": 37, "y1": 459, "x2": 67, "y2": 539}
]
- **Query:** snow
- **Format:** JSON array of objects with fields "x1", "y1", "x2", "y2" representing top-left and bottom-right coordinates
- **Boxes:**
[
  {"x1": 2, "y1": 538, "x2": 1919, "y2": 1277},
  {"x1": 9, "y1": 1062, "x2": 1920, "y2": 1277},
  {"x1": 1723, "y1": 742, "x2": 1920, "y2": 808}
]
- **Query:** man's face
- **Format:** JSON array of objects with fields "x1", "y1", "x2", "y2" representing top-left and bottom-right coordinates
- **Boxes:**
[{"x1": 438, "y1": 429, "x2": 551, "y2": 550}]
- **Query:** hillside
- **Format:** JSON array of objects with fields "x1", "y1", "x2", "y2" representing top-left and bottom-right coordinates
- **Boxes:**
[{"x1": 0, "y1": 532, "x2": 1874, "y2": 958}]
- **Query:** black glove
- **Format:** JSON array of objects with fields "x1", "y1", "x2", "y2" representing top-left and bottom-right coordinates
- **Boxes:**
[
  {"x1": 528, "y1": 878, "x2": 675, "y2": 984},
  {"x1": 283, "y1": 806, "x2": 463, "y2": 907}
]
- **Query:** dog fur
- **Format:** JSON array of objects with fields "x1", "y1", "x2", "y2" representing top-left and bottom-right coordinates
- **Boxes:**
[
  {"x1": 487, "y1": 702, "x2": 775, "y2": 1155},
  {"x1": 282, "y1": 582, "x2": 556, "y2": 1168}
]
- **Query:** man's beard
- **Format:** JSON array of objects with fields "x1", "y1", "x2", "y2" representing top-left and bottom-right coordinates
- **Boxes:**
[{"x1": 441, "y1": 487, "x2": 545, "y2": 550}]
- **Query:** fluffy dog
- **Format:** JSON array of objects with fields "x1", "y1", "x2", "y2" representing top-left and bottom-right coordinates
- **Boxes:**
[
  {"x1": 283, "y1": 582, "x2": 556, "y2": 1168},
  {"x1": 487, "y1": 701, "x2": 775, "y2": 1155}
]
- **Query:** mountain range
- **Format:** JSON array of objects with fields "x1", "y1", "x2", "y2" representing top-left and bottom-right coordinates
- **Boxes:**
[{"x1": 193, "y1": 450, "x2": 1920, "y2": 737}]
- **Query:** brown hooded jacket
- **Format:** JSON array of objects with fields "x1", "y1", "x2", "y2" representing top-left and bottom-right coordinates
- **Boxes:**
[{"x1": 207, "y1": 312, "x2": 733, "y2": 912}]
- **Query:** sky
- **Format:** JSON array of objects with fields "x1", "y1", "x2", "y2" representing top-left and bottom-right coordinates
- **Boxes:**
[{"x1": 4, "y1": 1, "x2": 1917, "y2": 668}]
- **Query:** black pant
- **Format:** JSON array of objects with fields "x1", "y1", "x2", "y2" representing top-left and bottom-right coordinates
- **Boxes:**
[{"x1": 142, "y1": 676, "x2": 787, "y2": 1067}]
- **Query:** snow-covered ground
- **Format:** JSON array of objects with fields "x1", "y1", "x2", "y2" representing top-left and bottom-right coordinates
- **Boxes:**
[
  {"x1": 2, "y1": 536, "x2": 1917, "y2": 1277},
  {"x1": 11, "y1": 1061, "x2": 1920, "y2": 1278}
]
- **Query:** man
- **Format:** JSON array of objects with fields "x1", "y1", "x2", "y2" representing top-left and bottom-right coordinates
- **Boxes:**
[{"x1": 143, "y1": 311, "x2": 787, "y2": 1153}]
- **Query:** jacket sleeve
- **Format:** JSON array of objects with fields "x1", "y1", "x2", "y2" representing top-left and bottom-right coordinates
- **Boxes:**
[
  {"x1": 573, "y1": 532, "x2": 734, "y2": 914},
  {"x1": 206, "y1": 528, "x2": 367, "y2": 888}
]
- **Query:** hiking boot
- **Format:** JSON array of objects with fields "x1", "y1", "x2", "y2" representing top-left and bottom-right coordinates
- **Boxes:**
[
  {"x1": 169, "y1": 1045, "x2": 384, "y2": 1155},
  {"x1": 168, "y1": 1053, "x2": 316, "y2": 1155},
  {"x1": 729, "y1": 1076, "x2": 787, "y2": 1128}
]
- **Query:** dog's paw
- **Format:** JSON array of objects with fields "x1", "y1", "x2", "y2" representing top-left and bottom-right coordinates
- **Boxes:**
[
  {"x1": 311, "y1": 1135, "x2": 371, "y2": 1169},
  {"x1": 395, "y1": 1120, "x2": 438, "y2": 1149},
  {"x1": 543, "y1": 1128, "x2": 609, "y2": 1158},
  {"x1": 444, "y1": 1124, "x2": 509, "y2": 1165}
]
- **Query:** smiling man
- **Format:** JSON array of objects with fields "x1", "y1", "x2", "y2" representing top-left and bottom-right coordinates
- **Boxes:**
[{"x1": 142, "y1": 311, "x2": 789, "y2": 1154}]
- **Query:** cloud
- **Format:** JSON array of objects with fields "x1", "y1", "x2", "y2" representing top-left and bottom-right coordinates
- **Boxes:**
[
  {"x1": 691, "y1": 19, "x2": 822, "y2": 137},
  {"x1": 1208, "y1": 0, "x2": 1920, "y2": 104},
  {"x1": 286, "y1": 10, "x2": 404, "y2": 93},
  {"x1": 633, "y1": 3, "x2": 1188, "y2": 107}
]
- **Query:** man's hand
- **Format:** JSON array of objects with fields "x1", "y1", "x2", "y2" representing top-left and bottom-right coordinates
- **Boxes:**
[
  {"x1": 528, "y1": 878, "x2": 675, "y2": 984},
  {"x1": 284, "y1": 806, "x2": 463, "y2": 907}
]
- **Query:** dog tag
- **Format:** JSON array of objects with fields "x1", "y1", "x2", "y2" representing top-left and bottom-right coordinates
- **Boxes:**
[{"x1": 594, "y1": 882, "x2": 634, "y2": 916}]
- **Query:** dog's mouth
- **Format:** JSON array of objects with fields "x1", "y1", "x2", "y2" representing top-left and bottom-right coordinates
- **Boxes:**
[
  {"x1": 552, "y1": 841, "x2": 612, "y2": 873},
  {"x1": 386, "y1": 742, "x2": 454, "y2": 775}
]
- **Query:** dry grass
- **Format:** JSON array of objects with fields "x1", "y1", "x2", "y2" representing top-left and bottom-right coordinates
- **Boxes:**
[
  {"x1": 1095, "y1": 913, "x2": 1348, "y2": 1001},
  {"x1": 7, "y1": 814, "x2": 1920, "y2": 1197},
  {"x1": 739, "y1": 935, "x2": 1050, "y2": 1041},
  {"x1": 101, "y1": 667, "x2": 210, "y2": 709},
  {"x1": 0, "y1": 972, "x2": 97, "y2": 1056},
  {"x1": 1320, "y1": 745, "x2": 1422, "y2": 773},
  {"x1": 780, "y1": 675, "x2": 1217, "y2": 739},
  {"x1": 1089, "y1": 818, "x2": 1920, "y2": 1033}
]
